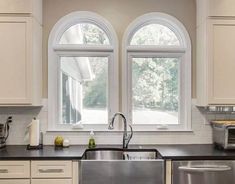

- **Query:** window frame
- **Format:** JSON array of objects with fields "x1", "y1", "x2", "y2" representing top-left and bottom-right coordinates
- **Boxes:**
[
  {"x1": 122, "y1": 12, "x2": 192, "y2": 131},
  {"x1": 48, "y1": 11, "x2": 119, "y2": 131}
]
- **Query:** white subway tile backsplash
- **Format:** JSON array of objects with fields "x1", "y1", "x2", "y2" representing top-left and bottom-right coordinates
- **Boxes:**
[{"x1": 0, "y1": 99, "x2": 226, "y2": 145}]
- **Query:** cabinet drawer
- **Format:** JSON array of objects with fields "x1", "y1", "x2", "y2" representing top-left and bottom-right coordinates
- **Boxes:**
[
  {"x1": 0, "y1": 161, "x2": 30, "y2": 178},
  {"x1": 32, "y1": 179, "x2": 72, "y2": 184},
  {"x1": 0, "y1": 179, "x2": 30, "y2": 184},
  {"x1": 31, "y1": 161, "x2": 72, "y2": 178}
]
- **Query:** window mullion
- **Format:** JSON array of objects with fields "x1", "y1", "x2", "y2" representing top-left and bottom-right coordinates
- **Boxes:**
[
  {"x1": 126, "y1": 46, "x2": 186, "y2": 53},
  {"x1": 53, "y1": 45, "x2": 114, "y2": 52}
]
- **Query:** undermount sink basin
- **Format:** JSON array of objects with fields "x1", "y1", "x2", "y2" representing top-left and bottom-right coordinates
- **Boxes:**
[{"x1": 82, "y1": 148, "x2": 159, "y2": 160}]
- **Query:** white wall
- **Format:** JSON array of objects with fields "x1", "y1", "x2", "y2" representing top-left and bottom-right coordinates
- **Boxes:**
[{"x1": 3, "y1": 99, "x2": 234, "y2": 145}]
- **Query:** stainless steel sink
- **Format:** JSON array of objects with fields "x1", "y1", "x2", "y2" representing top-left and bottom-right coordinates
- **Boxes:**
[
  {"x1": 84, "y1": 149, "x2": 124, "y2": 160},
  {"x1": 83, "y1": 148, "x2": 158, "y2": 160},
  {"x1": 80, "y1": 148, "x2": 164, "y2": 184}
]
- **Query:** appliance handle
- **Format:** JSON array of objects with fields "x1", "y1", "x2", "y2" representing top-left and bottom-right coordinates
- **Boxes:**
[{"x1": 178, "y1": 165, "x2": 231, "y2": 172}]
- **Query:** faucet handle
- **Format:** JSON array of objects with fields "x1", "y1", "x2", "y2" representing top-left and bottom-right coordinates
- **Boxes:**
[{"x1": 108, "y1": 122, "x2": 114, "y2": 130}]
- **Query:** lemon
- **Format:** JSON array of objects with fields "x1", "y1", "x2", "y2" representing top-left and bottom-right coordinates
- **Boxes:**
[{"x1": 54, "y1": 136, "x2": 64, "y2": 146}]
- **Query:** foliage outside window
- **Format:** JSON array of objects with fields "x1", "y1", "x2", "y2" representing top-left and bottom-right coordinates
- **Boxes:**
[{"x1": 132, "y1": 57, "x2": 179, "y2": 125}]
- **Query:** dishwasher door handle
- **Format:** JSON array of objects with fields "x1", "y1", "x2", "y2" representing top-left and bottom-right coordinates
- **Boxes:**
[{"x1": 178, "y1": 165, "x2": 231, "y2": 172}]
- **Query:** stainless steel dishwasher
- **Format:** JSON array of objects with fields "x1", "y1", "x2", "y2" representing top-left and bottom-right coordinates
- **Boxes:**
[
  {"x1": 80, "y1": 148, "x2": 164, "y2": 184},
  {"x1": 172, "y1": 160, "x2": 235, "y2": 184}
]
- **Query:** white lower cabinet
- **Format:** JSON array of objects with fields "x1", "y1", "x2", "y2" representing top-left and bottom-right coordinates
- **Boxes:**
[
  {"x1": 31, "y1": 179, "x2": 72, "y2": 184},
  {"x1": 31, "y1": 161, "x2": 72, "y2": 179},
  {"x1": 0, "y1": 180, "x2": 30, "y2": 184},
  {"x1": 31, "y1": 161, "x2": 78, "y2": 184},
  {"x1": 0, "y1": 161, "x2": 30, "y2": 178},
  {"x1": 0, "y1": 160, "x2": 78, "y2": 184}
]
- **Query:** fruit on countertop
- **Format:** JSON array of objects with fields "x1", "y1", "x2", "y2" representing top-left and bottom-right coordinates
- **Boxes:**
[
  {"x1": 54, "y1": 136, "x2": 64, "y2": 147},
  {"x1": 63, "y1": 139, "x2": 70, "y2": 147}
]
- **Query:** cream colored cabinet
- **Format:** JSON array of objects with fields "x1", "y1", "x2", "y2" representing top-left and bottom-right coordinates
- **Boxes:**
[
  {"x1": 0, "y1": 161, "x2": 30, "y2": 178},
  {"x1": 208, "y1": 19, "x2": 235, "y2": 104},
  {"x1": 31, "y1": 161, "x2": 72, "y2": 179},
  {"x1": 0, "y1": 0, "x2": 42, "y2": 24},
  {"x1": 197, "y1": 0, "x2": 235, "y2": 24},
  {"x1": 0, "y1": 1, "x2": 42, "y2": 106},
  {"x1": 0, "y1": 161, "x2": 30, "y2": 184},
  {"x1": 196, "y1": 0, "x2": 235, "y2": 106},
  {"x1": 0, "y1": 0, "x2": 32, "y2": 13},
  {"x1": 32, "y1": 179, "x2": 72, "y2": 184},
  {"x1": 31, "y1": 161, "x2": 78, "y2": 184},
  {"x1": 0, "y1": 160, "x2": 78, "y2": 183},
  {"x1": 209, "y1": 0, "x2": 235, "y2": 17},
  {"x1": 197, "y1": 19, "x2": 235, "y2": 105},
  {"x1": 0, "y1": 180, "x2": 30, "y2": 184},
  {"x1": 0, "y1": 16, "x2": 42, "y2": 106}
]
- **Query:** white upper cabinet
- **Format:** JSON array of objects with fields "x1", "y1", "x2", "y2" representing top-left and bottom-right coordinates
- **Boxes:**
[
  {"x1": 197, "y1": 0, "x2": 235, "y2": 26},
  {"x1": 0, "y1": 0, "x2": 42, "y2": 106},
  {"x1": 208, "y1": 19, "x2": 235, "y2": 104},
  {"x1": 196, "y1": 0, "x2": 235, "y2": 106},
  {"x1": 209, "y1": 0, "x2": 235, "y2": 17},
  {"x1": 0, "y1": 0, "x2": 42, "y2": 24},
  {"x1": 0, "y1": 17, "x2": 32, "y2": 105}
]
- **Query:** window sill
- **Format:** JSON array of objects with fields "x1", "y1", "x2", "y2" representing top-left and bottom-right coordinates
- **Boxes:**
[{"x1": 46, "y1": 129, "x2": 193, "y2": 133}]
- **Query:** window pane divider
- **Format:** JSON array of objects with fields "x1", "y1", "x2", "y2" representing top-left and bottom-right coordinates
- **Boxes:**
[
  {"x1": 126, "y1": 45, "x2": 186, "y2": 53},
  {"x1": 53, "y1": 45, "x2": 114, "y2": 52}
]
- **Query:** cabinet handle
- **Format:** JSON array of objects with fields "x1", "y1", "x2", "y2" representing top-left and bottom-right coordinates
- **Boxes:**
[
  {"x1": 38, "y1": 169, "x2": 64, "y2": 173},
  {"x1": 0, "y1": 169, "x2": 8, "y2": 173}
]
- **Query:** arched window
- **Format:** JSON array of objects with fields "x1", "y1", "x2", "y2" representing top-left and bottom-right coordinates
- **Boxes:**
[
  {"x1": 122, "y1": 13, "x2": 191, "y2": 131},
  {"x1": 48, "y1": 11, "x2": 118, "y2": 131}
]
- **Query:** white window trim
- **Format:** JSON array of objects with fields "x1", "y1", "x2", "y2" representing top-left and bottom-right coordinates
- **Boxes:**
[
  {"x1": 122, "y1": 12, "x2": 192, "y2": 131},
  {"x1": 48, "y1": 11, "x2": 119, "y2": 131}
]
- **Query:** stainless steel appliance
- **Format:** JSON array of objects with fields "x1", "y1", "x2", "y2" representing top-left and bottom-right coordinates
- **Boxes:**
[
  {"x1": 172, "y1": 160, "x2": 235, "y2": 184},
  {"x1": 211, "y1": 120, "x2": 235, "y2": 149},
  {"x1": 80, "y1": 148, "x2": 164, "y2": 184},
  {"x1": 0, "y1": 117, "x2": 12, "y2": 148}
]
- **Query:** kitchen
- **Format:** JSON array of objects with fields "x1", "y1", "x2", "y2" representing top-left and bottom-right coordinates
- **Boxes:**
[{"x1": 0, "y1": 0, "x2": 235, "y2": 183}]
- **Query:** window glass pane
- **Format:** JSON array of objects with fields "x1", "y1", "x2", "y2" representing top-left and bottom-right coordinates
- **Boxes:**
[
  {"x1": 60, "y1": 56, "x2": 108, "y2": 124},
  {"x1": 59, "y1": 23, "x2": 110, "y2": 45},
  {"x1": 130, "y1": 24, "x2": 180, "y2": 46},
  {"x1": 132, "y1": 57, "x2": 179, "y2": 124}
]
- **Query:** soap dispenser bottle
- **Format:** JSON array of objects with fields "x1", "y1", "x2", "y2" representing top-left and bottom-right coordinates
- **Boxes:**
[{"x1": 88, "y1": 130, "x2": 96, "y2": 149}]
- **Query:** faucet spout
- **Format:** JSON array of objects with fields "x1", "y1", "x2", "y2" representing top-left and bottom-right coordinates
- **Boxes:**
[{"x1": 108, "y1": 112, "x2": 133, "y2": 149}]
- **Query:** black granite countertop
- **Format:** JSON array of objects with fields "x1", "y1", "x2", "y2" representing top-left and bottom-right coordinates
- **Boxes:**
[
  {"x1": 155, "y1": 144, "x2": 235, "y2": 160},
  {"x1": 0, "y1": 145, "x2": 86, "y2": 160},
  {"x1": 1, "y1": 144, "x2": 235, "y2": 160}
]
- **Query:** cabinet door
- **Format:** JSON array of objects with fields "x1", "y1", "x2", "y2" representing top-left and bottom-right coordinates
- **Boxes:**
[
  {"x1": 0, "y1": 0, "x2": 32, "y2": 13},
  {"x1": 209, "y1": 0, "x2": 235, "y2": 17},
  {"x1": 0, "y1": 180, "x2": 30, "y2": 184},
  {"x1": 32, "y1": 179, "x2": 72, "y2": 184},
  {"x1": 0, "y1": 17, "x2": 32, "y2": 105},
  {"x1": 208, "y1": 19, "x2": 235, "y2": 104}
]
